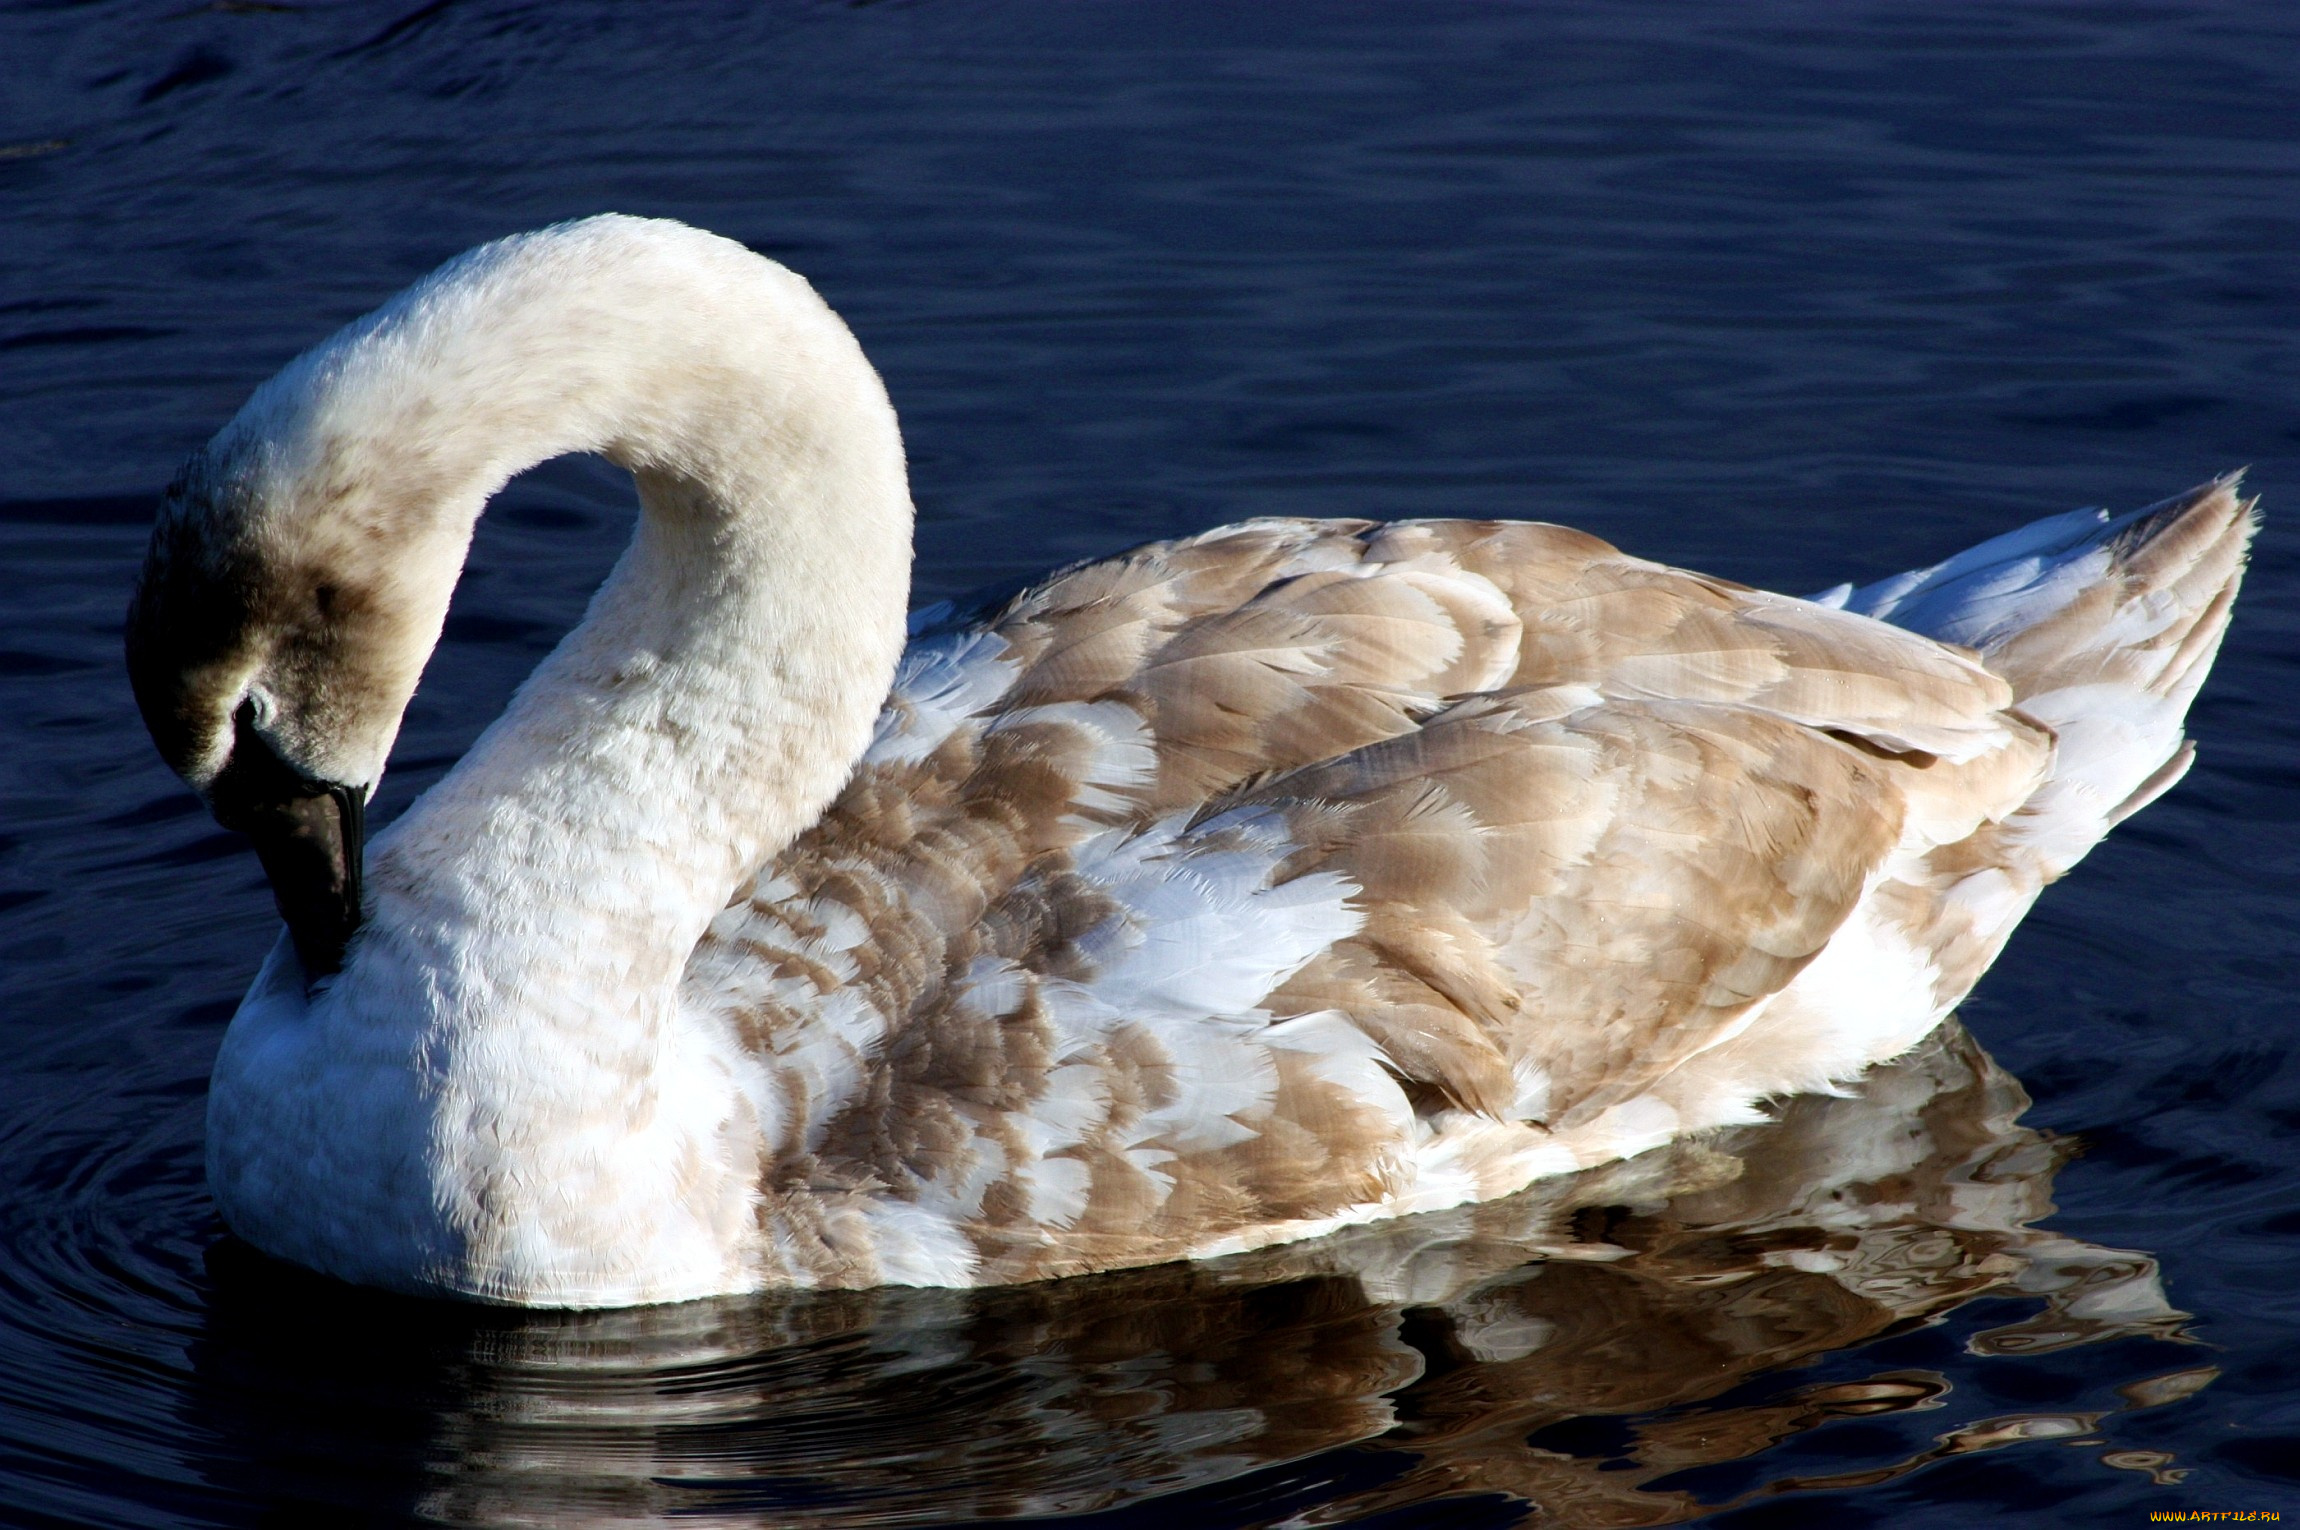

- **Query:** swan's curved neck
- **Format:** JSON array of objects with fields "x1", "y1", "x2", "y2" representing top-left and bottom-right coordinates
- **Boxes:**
[
  {"x1": 200, "y1": 218, "x2": 914, "y2": 1301},
  {"x1": 261, "y1": 218, "x2": 914, "y2": 1019}
]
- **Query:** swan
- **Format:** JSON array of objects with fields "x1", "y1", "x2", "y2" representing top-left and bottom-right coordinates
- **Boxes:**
[{"x1": 125, "y1": 215, "x2": 2255, "y2": 1307}]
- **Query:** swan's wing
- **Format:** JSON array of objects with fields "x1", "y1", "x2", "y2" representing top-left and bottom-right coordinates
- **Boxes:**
[
  {"x1": 682, "y1": 518, "x2": 2050, "y2": 1286},
  {"x1": 1243, "y1": 687, "x2": 1908, "y2": 1125},
  {"x1": 953, "y1": 517, "x2": 2020, "y2": 805}
]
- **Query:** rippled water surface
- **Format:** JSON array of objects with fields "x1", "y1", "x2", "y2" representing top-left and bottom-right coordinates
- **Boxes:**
[{"x1": 4, "y1": 2, "x2": 2298, "y2": 1525}]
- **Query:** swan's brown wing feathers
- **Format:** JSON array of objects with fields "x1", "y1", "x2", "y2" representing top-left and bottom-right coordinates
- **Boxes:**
[
  {"x1": 992, "y1": 518, "x2": 2016, "y2": 802},
  {"x1": 687, "y1": 517, "x2": 2045, "y2": 1285},
  {"x1": 1255, "y1": 689, "x2": 1910, "y2": 1125}
]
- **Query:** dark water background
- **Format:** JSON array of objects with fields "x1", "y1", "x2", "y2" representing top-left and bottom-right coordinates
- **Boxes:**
[{"x1": 4, "y1": 2, "x2": 2298, "y2": 1524}]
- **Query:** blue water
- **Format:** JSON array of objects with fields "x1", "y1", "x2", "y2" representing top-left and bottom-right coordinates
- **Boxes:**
[{"x1": 3, "y1": 2, "x2": 2297, "y2": 1524}]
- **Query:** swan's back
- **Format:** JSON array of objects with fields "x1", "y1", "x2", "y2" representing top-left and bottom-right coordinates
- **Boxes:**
[{"x1": 683, "y1": 483, "x2": 2252, "y2": 1288}]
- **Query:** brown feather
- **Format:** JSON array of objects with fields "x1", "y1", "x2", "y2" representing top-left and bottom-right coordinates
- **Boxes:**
[{"x1": 674, "y1": 499, "x2": 2249, "y2": 1288}]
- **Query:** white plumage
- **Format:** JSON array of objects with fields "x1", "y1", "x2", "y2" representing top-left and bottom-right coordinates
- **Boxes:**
[{"x1": 125, "y1": 216, "x2": 2255, "y2": 1306}]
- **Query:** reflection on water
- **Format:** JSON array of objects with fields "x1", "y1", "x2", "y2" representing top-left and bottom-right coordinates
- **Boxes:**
[{"x1": 186, "y1": 1023, "x2": 2203, "y2": 1526}]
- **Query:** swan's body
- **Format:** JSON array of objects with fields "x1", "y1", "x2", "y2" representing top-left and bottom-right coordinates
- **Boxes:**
[{"x1": 127, "y1": 217, "x2": 2255, "y2": 1306}]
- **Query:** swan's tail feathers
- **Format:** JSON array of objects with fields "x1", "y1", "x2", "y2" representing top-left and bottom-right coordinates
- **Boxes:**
[{"x1": 1817, "y1": 474, "x2": 2258, "y2": 879}]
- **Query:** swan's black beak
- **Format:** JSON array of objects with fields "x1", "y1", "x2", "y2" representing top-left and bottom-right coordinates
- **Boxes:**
[{"x1": 206, "y1": 702, "x2": 366, "y2": 980}]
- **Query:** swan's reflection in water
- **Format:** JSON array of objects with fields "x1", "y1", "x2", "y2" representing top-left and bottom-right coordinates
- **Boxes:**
[{"x1": 192, "y1": 1023, "x2": 2207, "y2": 1526}]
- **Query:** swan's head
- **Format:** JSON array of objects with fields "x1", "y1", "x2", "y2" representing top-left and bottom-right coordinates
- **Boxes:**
[
  {"x1": 126, "y1": 213, "x2": 915, "y2": 977},
  {"x1": 126, "y1": 348, "x2": 482, "y2": 978}
]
